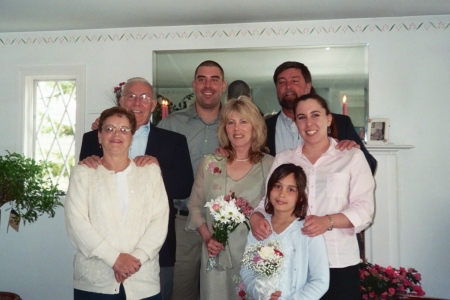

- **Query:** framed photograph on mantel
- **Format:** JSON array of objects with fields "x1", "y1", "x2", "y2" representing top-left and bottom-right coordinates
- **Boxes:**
[{"x1": 366, "y1": 118, "x2": 389, "y2": 145}]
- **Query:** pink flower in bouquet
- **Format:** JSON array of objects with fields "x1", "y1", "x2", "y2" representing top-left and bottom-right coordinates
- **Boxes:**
[
  {"x1": 234, "y1": 197, "x2": 253, "y2": 217},
  {"x1": 204, "y1": 192, "x2": 253, "y2": 271},
  {"x1": 274, "y1": 249, "x2": 284, "y2": 257},
  {"x1": 252, "y1": 255, "x2": 262, "y2": 263}
]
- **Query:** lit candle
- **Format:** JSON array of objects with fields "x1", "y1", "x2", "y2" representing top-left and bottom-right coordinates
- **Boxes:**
[
  {"x1": 161, "y1": 99, "x2": 169, "y2": 119},
  {"x1": 342, "y1": 95, "x2": 348, "y2": 115}
]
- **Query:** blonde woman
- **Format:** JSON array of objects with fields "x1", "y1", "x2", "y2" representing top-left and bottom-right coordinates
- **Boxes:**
[{"x1": 187, "y1": 97, "x2": 274, "y2": 300}]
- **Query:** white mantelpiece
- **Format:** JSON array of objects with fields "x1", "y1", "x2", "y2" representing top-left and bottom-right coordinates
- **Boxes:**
[{"x1": 364, "y1": 144, "x2": 414, "y2": 267}]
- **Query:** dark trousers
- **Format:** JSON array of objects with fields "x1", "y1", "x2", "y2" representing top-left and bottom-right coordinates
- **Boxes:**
[
  {"x1": 74, "y1": 285, "x2": 162, "y2": 300},
  {"x1": 160, "y1": 266, "x2": 174, "y2": 300},
  {"x1": 320, "y1": 264, "x2": 360, "y2": 300}
]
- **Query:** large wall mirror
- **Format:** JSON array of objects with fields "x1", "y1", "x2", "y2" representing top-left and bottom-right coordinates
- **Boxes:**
[{"x1": 154, "y1": 44, "x2": 368, "y2": 129}]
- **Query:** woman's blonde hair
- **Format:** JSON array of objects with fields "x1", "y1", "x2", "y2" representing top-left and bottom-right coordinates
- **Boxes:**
[{"x1": 218, "y1": 96, "x2": 268, "y2": 164}]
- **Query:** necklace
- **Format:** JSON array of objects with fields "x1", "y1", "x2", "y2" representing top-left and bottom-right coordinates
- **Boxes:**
[{"x1": 235, "y1": 158, "x2": 249, "y2": 162}]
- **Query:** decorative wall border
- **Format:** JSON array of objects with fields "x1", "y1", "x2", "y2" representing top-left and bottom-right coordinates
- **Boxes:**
[{"x1": 1, "y1": 20, "x2": 449, "y2": 46}]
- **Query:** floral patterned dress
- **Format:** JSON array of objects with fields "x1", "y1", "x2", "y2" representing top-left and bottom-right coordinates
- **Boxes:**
[{"x1": 187, "y1": 153, "x2": 274, "y2": 300}]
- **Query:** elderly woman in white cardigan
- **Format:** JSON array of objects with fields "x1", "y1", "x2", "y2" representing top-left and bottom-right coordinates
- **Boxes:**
[{"x1": 65, "y1": 107, "x2": 169, "y2": 300}]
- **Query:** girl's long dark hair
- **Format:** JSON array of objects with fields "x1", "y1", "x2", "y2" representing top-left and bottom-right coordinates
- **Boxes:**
[{"x1": 265, "y1": 163, "x2": 308, "y2": 220}]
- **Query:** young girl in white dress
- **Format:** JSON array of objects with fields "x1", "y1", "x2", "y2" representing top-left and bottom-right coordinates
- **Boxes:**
[{"x1": 240, "y1": 163, "x2": 329, "y2": 300}]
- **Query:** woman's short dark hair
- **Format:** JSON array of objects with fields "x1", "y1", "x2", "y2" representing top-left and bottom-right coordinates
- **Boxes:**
[
  {"x1": 265, "y1": 163, "x2": 308, "y2": 220},
  {"x1": 98, "y1": 107, "x2": 137, "y2": 134},
  {"x1": 293, "y1": 93, "x2": 338, "y2": 139}
]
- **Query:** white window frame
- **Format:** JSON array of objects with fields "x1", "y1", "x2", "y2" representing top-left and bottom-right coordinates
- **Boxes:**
[{"x1": 18, "y1": 65, "x2": 86, "y2": 162}]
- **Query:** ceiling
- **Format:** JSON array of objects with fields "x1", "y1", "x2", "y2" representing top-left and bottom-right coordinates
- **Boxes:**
[{"x1": 1, "y1": 0, "x2": 450, "y2": 33}]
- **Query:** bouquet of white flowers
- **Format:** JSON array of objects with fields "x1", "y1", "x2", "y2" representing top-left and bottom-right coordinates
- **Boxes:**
[
  {"x1": 241, "y1": 240, "x2": 284, "y2": 300},
  {"x1": 204, "y1": 192, "x2": 253, "y2": 271}
]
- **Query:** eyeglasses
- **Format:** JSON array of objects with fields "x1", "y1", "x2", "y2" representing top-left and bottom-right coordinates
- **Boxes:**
[
  {"x1": 102, "y1": 125, "x2": 132, "y2": 134},
  {"x1": 122, "y1": 93, "x2": 154, "y2": 104}
]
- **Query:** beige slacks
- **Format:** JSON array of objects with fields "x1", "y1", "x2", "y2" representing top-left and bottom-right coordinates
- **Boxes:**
[{"x1": 171, "y1": 213, "x2": 202, "y2": 300}]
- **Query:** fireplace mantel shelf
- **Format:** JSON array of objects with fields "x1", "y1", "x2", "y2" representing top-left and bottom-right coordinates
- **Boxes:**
[{"x1": 366, "y1": 144, "x2": 414, "y2": 153}]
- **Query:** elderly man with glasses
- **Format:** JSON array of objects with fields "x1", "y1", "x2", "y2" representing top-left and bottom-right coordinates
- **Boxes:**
[{"x1": 79, "y1": 77, "x2": 194, "y2": 300}]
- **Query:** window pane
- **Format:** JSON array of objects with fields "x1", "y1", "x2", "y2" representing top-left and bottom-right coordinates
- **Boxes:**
[{"x1": 34, "y1": 80, "x2": 76, "y2": 192}]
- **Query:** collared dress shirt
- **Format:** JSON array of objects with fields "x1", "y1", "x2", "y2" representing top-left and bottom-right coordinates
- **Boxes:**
[
  {"x1": 255, "y1": 138, "x2": 374, "y2": 268},
  {"x1": 275, "y1": 110, "x2": 303, "y2": 154},
  {"x1": 158, "y1": 105, "x2": 220, "y2": 211},
  {"x1": 129, "y1": 120, "x2": 150, "y2": 159}
]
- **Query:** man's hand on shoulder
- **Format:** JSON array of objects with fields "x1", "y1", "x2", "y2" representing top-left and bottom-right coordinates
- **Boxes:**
[
  {"x1": 250, "y1": 212, "x2": 272, "y2": 240},
  {"x1": 214, "y1": 147, "x2": 229, "y2": 157},
  {"x1": 335, "y1": 139, "x2": 360, "y2": 151},
  {"x1": 91, "y1": 117, "x2": 100, "y2": 131},
  {"x1": 133, "y1": 155, "x2": 160, "y2": 167},
  {"x1": 78, "y1": 155, "x2": 102, "y2": 169}
]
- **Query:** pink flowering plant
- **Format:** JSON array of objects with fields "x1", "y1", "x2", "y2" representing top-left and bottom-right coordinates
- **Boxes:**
[
  {"x1": 360, "y1": 260, "x2": 425, "y2": 299},
  {"x1": 204, "y1": 192, "x2": 254, "y2": 271},
  {"x1": 113, "y1": 82, "x2": 125, "y2": 104}
]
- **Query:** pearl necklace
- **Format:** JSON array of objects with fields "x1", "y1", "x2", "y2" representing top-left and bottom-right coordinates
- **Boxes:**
[{"x1": 235, "y1": 158, "x2": 249, "y2": 162}]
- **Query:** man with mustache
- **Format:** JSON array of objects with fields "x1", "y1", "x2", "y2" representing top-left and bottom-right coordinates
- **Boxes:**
[
  {"x1": 158, "y1": 60, "x2": 226, "y2": 300},
  {"x1": 266, "y1": 61, "x2": 376, "y2": 174}
]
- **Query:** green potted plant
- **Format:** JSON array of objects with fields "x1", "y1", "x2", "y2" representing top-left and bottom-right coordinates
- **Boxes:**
[{"x1": 0, "y1": 151, "x2": 62, "y2": 226}]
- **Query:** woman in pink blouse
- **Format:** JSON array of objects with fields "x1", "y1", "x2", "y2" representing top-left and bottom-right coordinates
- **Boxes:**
[{"x1": 250, "y1": 94, "x2": 374, "y2": 300}]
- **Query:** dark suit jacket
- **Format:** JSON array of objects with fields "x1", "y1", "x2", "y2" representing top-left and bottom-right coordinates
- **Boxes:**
[
  {"x1": 79, "y1": 124, "x2": 194, "y2": 267},
  {"x1": 266, "y1": 112, "x2": 377, "y2": 175}
]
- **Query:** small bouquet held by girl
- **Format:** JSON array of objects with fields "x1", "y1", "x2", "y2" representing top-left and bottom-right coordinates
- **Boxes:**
[
  {"x1": 241, "y1": 241, "x2": 284, "y2": 300},
  {"x1": 204, "y1": 191, "x2": 253, "y2": 271}
]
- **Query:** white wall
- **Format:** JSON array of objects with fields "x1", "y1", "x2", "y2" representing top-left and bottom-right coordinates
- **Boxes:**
[
  {"x1": 0, "y1": 15, "x2": 449, "y2": 299},
  {"x1": 0, "y1": 204, "x2": 73, "y2": 299}
]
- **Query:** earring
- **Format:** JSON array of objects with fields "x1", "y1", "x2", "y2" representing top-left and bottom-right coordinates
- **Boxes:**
[
  {"x1": 99, "y1": 143, "x2": 102, "y2": 149},
  {"x1": 327, "y1": 127, "x2": 331, "y2": 135}
]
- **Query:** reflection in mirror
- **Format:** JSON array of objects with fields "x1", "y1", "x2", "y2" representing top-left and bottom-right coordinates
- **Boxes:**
[{"x1": 154, "y1": 45, "x2": 368, "y2": 128}]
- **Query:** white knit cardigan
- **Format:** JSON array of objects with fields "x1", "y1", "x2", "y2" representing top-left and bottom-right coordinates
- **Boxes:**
[{"x1": 64, "y1": 162, "x2": 169, "y2": 300}]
